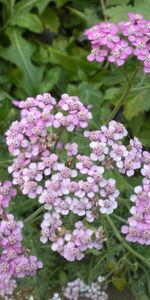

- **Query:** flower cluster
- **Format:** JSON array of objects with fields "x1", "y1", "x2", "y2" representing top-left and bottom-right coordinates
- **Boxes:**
[
  {"x1": 85, "y1": 13, "x2": 150, "y2": 72},
  {"x1": 40, "y1": 216, "x2": 104, "y2": 261},
  {"x1": 122, "y1": 151, "x2": 150, "y2": 244},
  {"x1": 0, "y1": 181, "x2": 16, "y2": 216},
  {"x1": 6, "y1": 93, "x2": 150, "y2": 262},
  {"x1": 50, "y1": 276, "x2": 108, "y2": 300},
  {"x1": 0, "y1": 277, "x2": 16, "y2": 300},
  {"x1": 0, "y1": 181, "x2": 43, "y2": 299}
]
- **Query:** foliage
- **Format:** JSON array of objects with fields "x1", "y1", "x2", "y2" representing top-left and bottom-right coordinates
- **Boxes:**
[{"x1": 0, "y1": 0, "x2": 150, "y2": 299}]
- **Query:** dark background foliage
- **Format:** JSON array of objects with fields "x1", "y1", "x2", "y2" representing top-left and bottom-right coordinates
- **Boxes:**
[{"x1": 0, "y1": 0, "x2": 150, "y2": 299}]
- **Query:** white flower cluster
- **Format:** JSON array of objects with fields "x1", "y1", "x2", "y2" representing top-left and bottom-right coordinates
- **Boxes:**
[{"x1": 50, "y1": 276, "x2": 108, "y2": 300}]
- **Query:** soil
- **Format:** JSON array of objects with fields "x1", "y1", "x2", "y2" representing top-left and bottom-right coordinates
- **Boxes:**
[{"x1": 107, "y1": 286, "x2": 136, "y2": 300}]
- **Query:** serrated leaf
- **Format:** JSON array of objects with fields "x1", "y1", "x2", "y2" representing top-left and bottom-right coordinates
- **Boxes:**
[
  {"x1": 106, "y1": 4, "x2": 131, "y2": 23},
  {"x1": 128, "y1": 114, "x2": 145, "y2": 136},
  {"x1": 104, "y1": 87, "x2": 120, "y2": 100},
  {"x1": 106, "y1": 0, "x2": 150, "y2": 23},
  {"x1": 67, "y1": 81, "x2": 103, "y2": 107},
  {"x1": 79, "y1": 81, "x2": 104, "y2": 105},
  {"x1": 41, "y1": 8, "x2": 60, "y2": 33},
  {"x1": 0, "y1": 28, "x2": 43, "y2": 94},
  {"x1": 38, "y1": 67, "x2": 61, "y2": 93},
  {"x1": 102, "y1": 74, "x2": 123, "y2": 86},
  {"x1": 10, "y1": 12, "x2": 43, "y2": 33},
  {"x1": 138, "y1": 123, "x2": 150, "y2": 147},
  {"x1": 124, "y1": 89, "x2": 150, "y2": 119},
  {"x1": 134, "y1": 0, "x2": 150, "y2": 19}
]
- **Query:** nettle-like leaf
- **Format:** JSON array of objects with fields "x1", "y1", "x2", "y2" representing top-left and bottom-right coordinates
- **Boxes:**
[
  {"x1": 106, "y1": 0, "x2": 150, "y2": 23},
  {"x1": 104, "y1": 87, "x2": 120, "y2": 100},
  {"x1": 0, "y1": 28, "x2": 43, "y2": 94},
  {"x1": 139, "y1": 123, "x2": 150, "y2": 147},
  {"x1": 124, "y1": 89, "x2": 150, "y2": 119}
]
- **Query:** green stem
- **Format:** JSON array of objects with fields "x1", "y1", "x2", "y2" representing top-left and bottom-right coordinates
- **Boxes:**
[
  {"x1": 113, "y1": 213, "x2": 128, "y2": 224},
  {"x1": 1, "y1": 91, "x2": 14, "y2": 101},
  {"x1": 105, "y1": 215, "x2": 150, "y2": 268},
  {"x1": 105, "y1": 252, "x2": 129, "y2": 280},
  {"x1": 106, "y1": 66, "x2": 139, "y2": 124},
  {"x1": 29, "y1": 237, "x2": 41, "y2": 300},
  {"x1": 120, "y1": 67, "x2": 130, "y2": 84},
  {"x1": 131, "y1": 86, "x2": 150, "y2": 91},
  {"x1": 24, "y1": 205, "x2": 44, "y2": 225},
  {"x1": 100, "y1": 0, "x2": 107, "y2": 21}
]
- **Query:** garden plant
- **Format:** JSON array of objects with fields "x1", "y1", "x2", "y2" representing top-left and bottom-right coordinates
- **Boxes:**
[{"x1": 0, "y1": 0, "x2": 150, "y2": 300}]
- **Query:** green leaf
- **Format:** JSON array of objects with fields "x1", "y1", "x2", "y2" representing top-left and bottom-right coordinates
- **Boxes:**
[
  {"x1": 112, "y1": 276, "x2": 127, "y2": 291},
  {"x1": 36, "y1": 0, "x2": 53, "y2": 13},
  {"x1": 59, "y1": 271, "x2": 68, "y2": 285},
  {"x1": 102, "y1": 74, "x2": 123, "y2": 86},
  {"x1": 0, "y1": 0, "x2": 11, "y2": 7},
  {"x1": 124, "y1": 89, "x2": 150, "y2": 119},
  {"x1": 49, "y1": 47, "x2": 79, "y2": 72},
  {"x1": 56, "y1": 0, "x2": 69, "y2": 8},
  {"x1": 128, "y1": 114, "x2": 145, "y2": 136},
  {"x1": 134, "y1": 0, "x2": 150, "y2": 19},
  {"x1": 0, "y1": 28, "x2": 43, "y2": 94},
  {"x1": 38, "y1": 67, "x2": 61, "y2": 93},
  {"x1": 48, "y1": 46, "x2": 97, "y2": 74},
  {"x1": 106, "y1": 4, "x2": 131, "y2": 23},
  {"x1": 108, "y1": 169, "x2": 133, "y2": 193},
  {"x1": 79, "y1": 82, "x2": 104, "y2": 106},
  {"x1": 67, "y1": 6, "x2": 88, "y2": 21},
  {"x1": 106, "y1": 0, "x2": 150, "y2": 23},
  {"x1": 14, "y1": 0, "x2": 41, "y2": 13},
  {"x1": 41, "y1": 8, "x2": 60, "y2": 33},
  {"x1": 67, "y1": 81, "x2": 103, "y2": 107},
  {"x1": 86, "y1": 249, "x2": 101, "y2": 256},
  {"x1": 104, "y1": 87, "x2": 120, "y2": 100},
  {"x1": 138, "y1": 122, "x2": 150, "y2": 147},
  {"x1": 84, "y1": 8, "x2": 100, "y2": 26},
  {"x1": 33, "y1": 47, "x2": 50, "y2": 64},
  {"x1": 10, "y1": 13, "x2": 43, "y2": 33},
  {"x1": 106, "y1": 0, "x2": 130, "y2": 6}
]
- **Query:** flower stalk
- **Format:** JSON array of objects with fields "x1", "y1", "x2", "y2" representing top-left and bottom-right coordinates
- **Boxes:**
[
  {"x1": 106, "y1": 65, "x2": 139, "y2": 124},
  {"x1": 105, "y1": 215, "x2": 150, "y2": 268}
]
